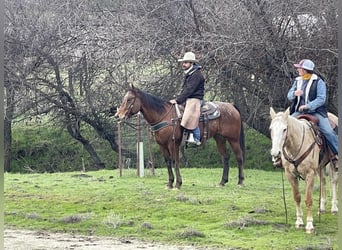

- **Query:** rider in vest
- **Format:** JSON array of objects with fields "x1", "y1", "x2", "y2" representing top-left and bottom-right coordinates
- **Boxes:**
[
  {"x1": 287, "y1": 59, "x2": 338, "y2": 164},
  {"x1": 170, "y1": 52, "x2": 205, "y2": 145}
]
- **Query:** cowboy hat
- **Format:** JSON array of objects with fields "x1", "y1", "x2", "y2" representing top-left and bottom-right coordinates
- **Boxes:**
[{"x1": 178, "y1": 52, "x2": 198, "y2": 63}]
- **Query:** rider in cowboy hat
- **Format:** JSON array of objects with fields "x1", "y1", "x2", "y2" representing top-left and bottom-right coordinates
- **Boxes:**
[{"x1": 170, "y1": 52, "x2": 205, "y2": 145}]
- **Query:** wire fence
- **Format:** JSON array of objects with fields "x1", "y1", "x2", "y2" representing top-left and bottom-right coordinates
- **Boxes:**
[{"x1": 116, "y1": 113, "x2": 163, "y2": 176}]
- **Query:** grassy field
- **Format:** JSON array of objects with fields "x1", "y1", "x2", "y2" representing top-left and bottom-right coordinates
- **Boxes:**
[{"x1": 4, "y1": 167, "x2": 338, "y2": 249}]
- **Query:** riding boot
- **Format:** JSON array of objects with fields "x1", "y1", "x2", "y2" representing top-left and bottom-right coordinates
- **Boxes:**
[{"x1": 187, "y1": 133, "x2": 201, "y2": 145}]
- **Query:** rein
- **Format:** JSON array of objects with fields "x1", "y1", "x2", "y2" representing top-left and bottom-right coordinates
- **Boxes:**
[
  {"x1": 282, "y1": 120, "x2": 320, "y2": 178},
  {"x1": 124, "y1": 94, "x2": 176, "y2": 132},
  {"x1": 150, "y1": 104, "x2": 175, "y2": 127}
]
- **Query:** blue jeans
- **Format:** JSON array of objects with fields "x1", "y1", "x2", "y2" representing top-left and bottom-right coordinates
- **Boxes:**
[
  {"x1": 192, "y1": 126, "x2": 200, "y2": 141},
  {"x1": 192, "y1": 100, "x2": 203, "y2": 142},
  {"x1": 292, "y1": 112, "x2": 338, "y2": 155}
]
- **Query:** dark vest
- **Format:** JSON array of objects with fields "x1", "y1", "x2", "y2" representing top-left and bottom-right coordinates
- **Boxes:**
[{"x1": 290, "y1": 78, "x2": 328, "y2": 118}]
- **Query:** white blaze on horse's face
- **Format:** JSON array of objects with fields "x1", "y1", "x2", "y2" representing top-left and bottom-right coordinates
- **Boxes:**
[
  {"x1": 269, "y1": 115, "x2": 288, "y2": 163},
  {"x1": 115, "y1": 92, "x2": 132, "y2": 119},
  {"x1": 115, "y1": 91, "x2": 140, "y2": 120}
]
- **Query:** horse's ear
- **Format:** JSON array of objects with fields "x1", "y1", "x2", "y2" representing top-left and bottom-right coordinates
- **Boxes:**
[
  {"x1": 130, "y1": 83, "x2": 139, "y2": 93},
  {"x1": 284, "y1": 107, "x2": 290, "y2": 116},
  {"x1": 270, "y1": 107, "x2": 276, "y2": 119}
]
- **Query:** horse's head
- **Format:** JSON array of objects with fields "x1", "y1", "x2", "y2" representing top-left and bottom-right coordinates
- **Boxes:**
[
  {"x1": 269, "y1": 107, "x2": 290, "y2": 166},
  {"x1": 115, "y1": 86, "x2": 141, "y2": 120}
]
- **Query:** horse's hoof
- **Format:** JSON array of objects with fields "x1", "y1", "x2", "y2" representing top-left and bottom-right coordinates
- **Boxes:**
[
  {"x1": 318, "y1": 209, "x2": 326, "y2": 215},
  {"x1": 165, "y1": 185, "x2": 172, "y2": 190},
  {"x1": 295, "y1": 224, "x2": 304, "y2": 229},
  {"x1": 173, "y1": 187, "x2": 180, "y2": 191},
  {"x1": 305, "y1": 228, "x2": 314, "y2": 234},
  {"x1": 218, "y1": 183, "x2": 225, "y2": 187},
  {"x1": 331, "y1": 210, "x2": 338, "y2": 215}
]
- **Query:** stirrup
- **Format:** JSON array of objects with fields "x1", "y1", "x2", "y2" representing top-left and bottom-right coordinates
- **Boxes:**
[{"x1": 331, "y1": 155, "x2": 338, "y2": 170}]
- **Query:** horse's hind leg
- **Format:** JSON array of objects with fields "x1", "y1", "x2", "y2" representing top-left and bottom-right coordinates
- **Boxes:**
[
  {"x1": 317, "y1": 167, "x2": 327, "y2": 214},
  {"x1": 214, "y1": 135, "x2": 230, "y2": 186},
  {"x1": 328, "y1": 164, "x2": 338, "y2": 213},
  {"x1": 229, "y1": 140, "x2": 244, "y2": 186}
]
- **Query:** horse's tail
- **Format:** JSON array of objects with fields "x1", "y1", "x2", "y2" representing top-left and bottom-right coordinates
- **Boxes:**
[{"x1": 234, "y1": 104, "x2": 245, "y2": 161}]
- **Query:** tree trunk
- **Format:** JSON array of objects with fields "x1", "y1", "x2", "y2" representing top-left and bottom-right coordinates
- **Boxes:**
[
  {"x1": 66, "y1": 121, "x2": 105, "y2": 170},
  {"x1": 4, "y1": 85, "x2": 15, "y2": 172}
]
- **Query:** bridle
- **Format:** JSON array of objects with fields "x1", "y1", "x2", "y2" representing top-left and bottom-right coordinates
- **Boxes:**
[
  {"x1": 124, "y1": 93, "x2": 137, "y2": 118},
  {"x1": 123, "y1": 92, "x2": 179, "y2": 133},
  {"x1": 282, "y1": 120, "x2": 321, "y2": 173}
]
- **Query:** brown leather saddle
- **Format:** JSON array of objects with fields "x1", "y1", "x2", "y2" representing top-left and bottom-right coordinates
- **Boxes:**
[
  {"x1": 297, "y1": 114, "x2": 338, "y2": 131},
  {"x1": 296, "y1": 114, "x2": 338, "y2": 164},
  {"x1": 179, "y1": 101, "x2": 220, "y2": 147}
]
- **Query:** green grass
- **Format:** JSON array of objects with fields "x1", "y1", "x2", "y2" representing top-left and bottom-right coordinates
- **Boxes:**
[{"x1": 5, "y1": 168, "x2": 338, "y2": 249}]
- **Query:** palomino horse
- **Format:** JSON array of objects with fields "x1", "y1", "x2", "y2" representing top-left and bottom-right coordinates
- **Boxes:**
[
  {"x1": 269, "y1": 107, "x2": 338, "y2": 233},
  {"x1": 115, "y1": 85, "x2": 245, "y2": 189}
]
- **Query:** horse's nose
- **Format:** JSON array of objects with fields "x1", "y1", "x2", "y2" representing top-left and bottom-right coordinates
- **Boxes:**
[
  {"x1": 114, "y1": 109, "x2": 127, "y2": 120},
  {"x1": 114, "y1": 107, "x2": 122, "y2": 118},
  {"x1": 270, "y1": 149, "x2": 281, "y2": 159}
]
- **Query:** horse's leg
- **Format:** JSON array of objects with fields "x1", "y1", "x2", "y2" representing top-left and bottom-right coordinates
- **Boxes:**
[
  {"x1": 172, "y1": 145, "x2": 182, "y2": 189},
  {"x1": 304, "y1": 172, "x2": 315, "y2": 234},
  {"x1": 164, "y1": 157, "x2": 174, "y2": 189},
  {"x1": 229, "y1": 140, "x2": 245, "y2": 186},
  {"x1": 180, "y1": 144, "x2": 189, "y2": 168},
  {"x1": 174, "y1": 161, "x2": 182, "y2": 189},
  {"x1": 317, "y1": 167, "x2": 326, "y2": 214},
  {"x1": 214, "y1": 135, "x2": 230, "y2": 186},
  {"x1": 285, "y1": 170, "x2": 304, "y2": 228},
  {"x1": 160, "y1": 146, "x2": 174, "y2": 189},
  {"x1": 328, "y1": 164, "x2": 338, "y2": 214}
]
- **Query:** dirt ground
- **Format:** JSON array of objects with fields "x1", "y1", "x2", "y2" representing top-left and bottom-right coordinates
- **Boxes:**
[{"x1": 4, "y1": 228, "x2": 210, "y2": 250}]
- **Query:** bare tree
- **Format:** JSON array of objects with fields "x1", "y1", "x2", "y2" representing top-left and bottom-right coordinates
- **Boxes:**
[{"x1": 4, "y1": 0, "x2": 338, "y2": 171}]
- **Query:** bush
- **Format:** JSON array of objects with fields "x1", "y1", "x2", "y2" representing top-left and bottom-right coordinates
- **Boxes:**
[
  {"x1": 174, "y1": 125, "x2": 274, "y2": 170},
  {"x1": 10, "y1": 123, "x2": 274, "y2": 173},
  {"x1": 10, "y1": 125, "x2": 116, "y2": 173}
]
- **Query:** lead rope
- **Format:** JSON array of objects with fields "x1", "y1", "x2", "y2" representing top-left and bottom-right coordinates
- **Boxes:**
[
  {"x1": 281, "y1": 170, "x2": 288, "y2": 225},
  {"x1": 171, "y1": 106, "x2": 180, "y2": 177},
  {"x1": 318, "y1": 166, "x2": 322, "y2": 223}
]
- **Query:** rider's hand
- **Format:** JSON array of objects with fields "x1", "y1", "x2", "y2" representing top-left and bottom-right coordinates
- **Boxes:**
[
  {"x1": 298, "y1": 105, "x2": 308, "y2": 112},
  {"x1": 170, "y1": 99, "x2": 177, "y2": 104},
  {"x1": 294, "y1": 90, "x2": 303, "y2": 96}
]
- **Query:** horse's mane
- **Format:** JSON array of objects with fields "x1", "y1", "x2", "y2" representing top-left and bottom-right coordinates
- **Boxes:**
[{"x1": 136, "y1": 88, "x2": 168, "y2": 114}]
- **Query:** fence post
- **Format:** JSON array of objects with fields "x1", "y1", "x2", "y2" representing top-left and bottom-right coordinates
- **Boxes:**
[
  {"x1": 136, "y1": 112, "x2": 144, "y2": 177},
  {"x1": 118, "y1": 121, "x2": 123, "y2": 177}
]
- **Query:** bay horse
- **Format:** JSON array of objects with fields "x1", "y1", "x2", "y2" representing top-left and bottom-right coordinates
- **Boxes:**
[
  {"x1": 269, "y1": 107, "x2": 338, "y2": 234},
  {"x1": 115, "y1": 85, "x2": 245, "y2": 189}
]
